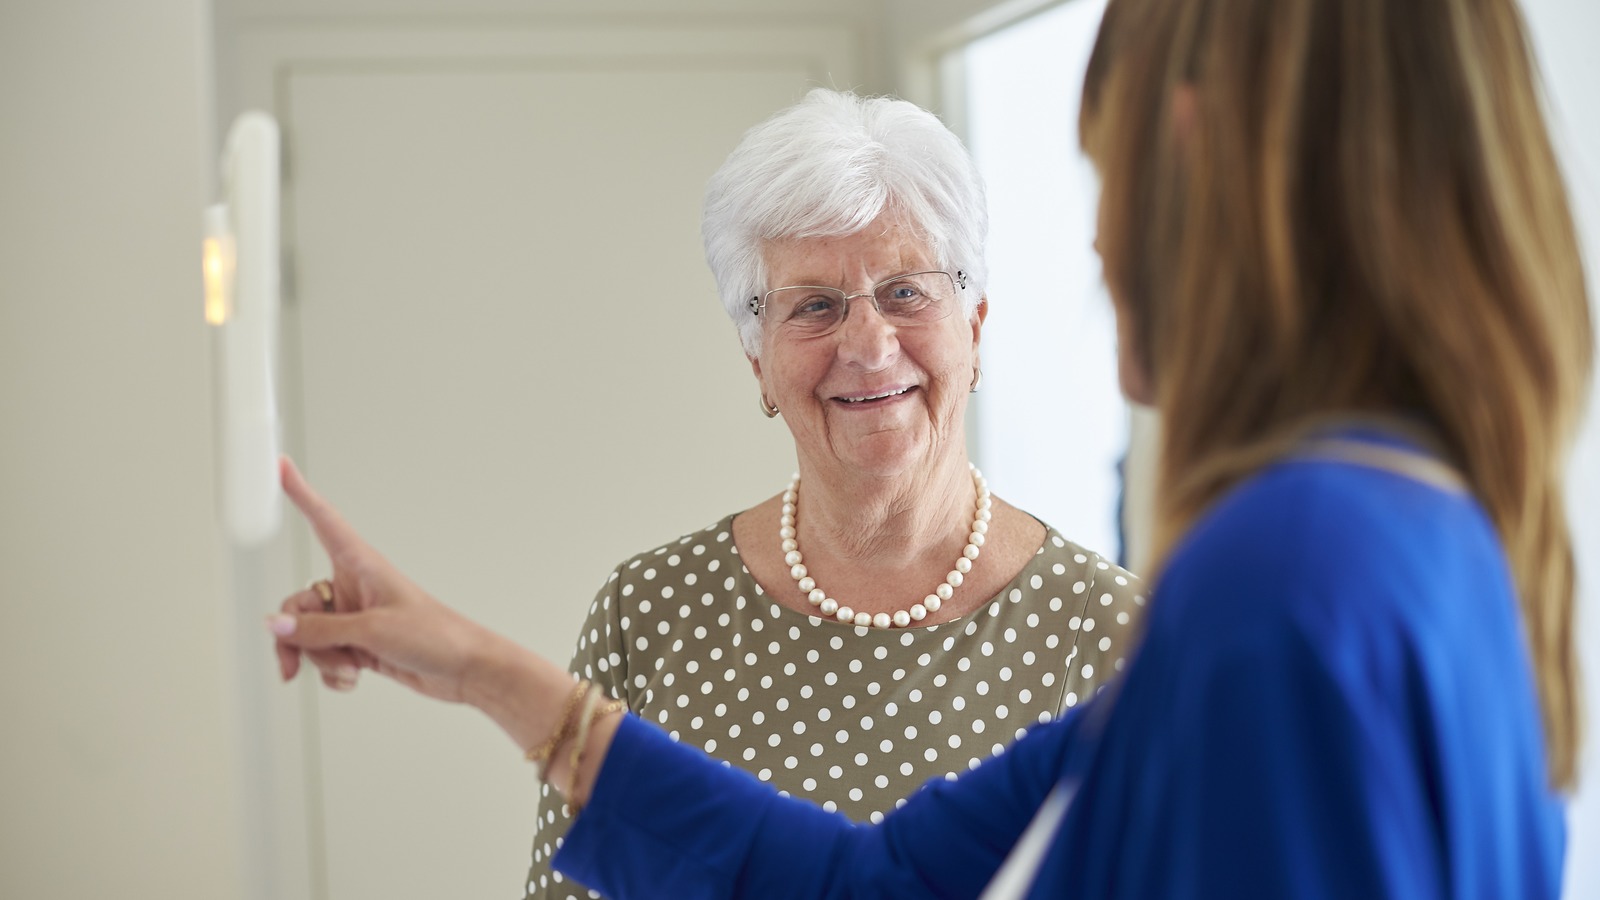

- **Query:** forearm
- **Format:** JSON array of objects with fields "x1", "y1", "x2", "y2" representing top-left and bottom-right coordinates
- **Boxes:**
[
  {"x1": 556, "y1": 711, "x2": 1081, "y2": 899},
  {"x1": 464, "y1": 631, "x2": 620, "y2": 806}
]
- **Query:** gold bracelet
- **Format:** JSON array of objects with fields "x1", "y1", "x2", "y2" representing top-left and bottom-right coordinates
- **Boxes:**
[
  {"x1": 567, "y1": 696, "x2": 628, "y2": 813},
  {"x1": 524, "y1": 679, "x2": 588, "y2": 779},
  {"x1": 566, "y1": 686, "x2": 605, "y2": 790}
]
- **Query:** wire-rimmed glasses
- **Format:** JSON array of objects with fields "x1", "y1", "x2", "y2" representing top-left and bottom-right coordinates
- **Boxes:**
[{"x1": 747, "y1": 270, "x2": 967, "y2": 338}]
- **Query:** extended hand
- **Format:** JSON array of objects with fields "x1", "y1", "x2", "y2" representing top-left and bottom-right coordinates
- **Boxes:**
[{"x1": 267, "y1": 458, "x2": 499, "y2": 704}]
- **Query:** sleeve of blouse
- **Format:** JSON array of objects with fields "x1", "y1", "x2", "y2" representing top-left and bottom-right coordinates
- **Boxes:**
[
  {"x1": 555, "y1": 705, "x2": 1087, "y2": 900},
  {"x1": 524, "y1": 564, "x2": 632, "y2": 900}
]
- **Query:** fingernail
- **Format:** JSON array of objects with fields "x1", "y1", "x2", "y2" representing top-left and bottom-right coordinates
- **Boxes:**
[
  {"x1": 266, "y1": 614, "x2": 296, "y2": 636},
  {"x1": 336, "y1": 665, "x2": 358, "y2": 683}
]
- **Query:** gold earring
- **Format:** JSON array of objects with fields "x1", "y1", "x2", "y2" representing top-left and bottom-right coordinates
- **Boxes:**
[
  {"x1": 760, "y1": 394, "x2": 780, "y2": 418},
  {"x1": 970, "y1": 367, "x2": 982, "y2": 393}
]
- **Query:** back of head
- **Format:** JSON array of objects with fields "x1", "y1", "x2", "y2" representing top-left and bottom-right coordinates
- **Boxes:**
[
  {"x1": 1082, "y1": 0, "x2": 1593, "y2": 787},
  {"x1": 703, "y1": 88, "x2": 989, "y2": 357}
]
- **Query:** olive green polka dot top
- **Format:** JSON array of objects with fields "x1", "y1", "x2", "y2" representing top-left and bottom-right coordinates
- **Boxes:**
[{"x1": 524, "y1": 513, "x2": 1143, "y2": 899}]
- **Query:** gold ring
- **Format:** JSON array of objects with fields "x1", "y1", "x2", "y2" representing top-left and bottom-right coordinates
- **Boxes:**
[{"x1": 311, "y1": 579, "x2": 335, "y2": 613}]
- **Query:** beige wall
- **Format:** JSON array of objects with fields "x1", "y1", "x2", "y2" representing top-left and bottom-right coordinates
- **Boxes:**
[{"x1": 0, "y1": 2, "x2": 242, "y2": 899}]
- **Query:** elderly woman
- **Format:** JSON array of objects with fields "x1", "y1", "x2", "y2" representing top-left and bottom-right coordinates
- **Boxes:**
[
  {"x1": 514, "y1": 89, "x2": 1140, "y2": 898},
  {"x1": 270, "y1": 0, "x2": 1588, "y2": 895}
]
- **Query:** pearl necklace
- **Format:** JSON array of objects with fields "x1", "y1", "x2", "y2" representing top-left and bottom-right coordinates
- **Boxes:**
[{"x1": 780, "y1": 465, "x2": 991, "y2": 629}]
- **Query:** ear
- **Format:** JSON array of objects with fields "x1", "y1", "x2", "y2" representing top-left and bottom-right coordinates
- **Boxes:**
[{"x1": 747, "y1": 353, "x2": 765, "y2": 390}]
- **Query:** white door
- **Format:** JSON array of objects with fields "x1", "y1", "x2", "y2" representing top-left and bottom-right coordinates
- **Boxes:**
[{"x1": 233, "y1": 20, "x2": 864, "y2": 900}]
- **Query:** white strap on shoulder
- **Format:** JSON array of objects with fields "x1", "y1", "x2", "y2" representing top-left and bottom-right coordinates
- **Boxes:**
[
  {"x1": 978, "y1": 783, "x2": 1076, "y2": 900},
  {"x1": 1294, "y1": 438, "x2": 1468, "y2": 494}
]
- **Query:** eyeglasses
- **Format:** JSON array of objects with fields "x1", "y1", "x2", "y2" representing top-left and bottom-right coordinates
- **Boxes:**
[{"x1": 747, "y1": 270, "x2": 967, "y2": 338}]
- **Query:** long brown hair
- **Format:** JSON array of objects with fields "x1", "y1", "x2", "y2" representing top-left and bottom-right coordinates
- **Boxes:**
[{"x1": 1082, "y1": 0, "x2": 1592, "y2": 788}]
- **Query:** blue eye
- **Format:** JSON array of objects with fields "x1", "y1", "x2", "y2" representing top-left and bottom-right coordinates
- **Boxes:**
[{"x1": 791, "y1": 295, "x2": 841, "y2": 318}]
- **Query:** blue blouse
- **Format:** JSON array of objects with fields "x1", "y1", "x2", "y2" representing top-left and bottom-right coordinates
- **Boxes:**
[{"x1": 556, "y1": 433, "x2": 1567, "y2": 898}]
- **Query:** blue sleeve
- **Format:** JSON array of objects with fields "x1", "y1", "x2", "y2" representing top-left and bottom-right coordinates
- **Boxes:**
[{"x1": 556, "y1": 710, "x2": 1083, "y2": 899}]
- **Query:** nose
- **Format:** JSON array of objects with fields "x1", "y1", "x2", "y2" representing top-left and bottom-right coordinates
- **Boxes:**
[{"x1": 835, "y1": 293, "x2": 899, "y2": 371}]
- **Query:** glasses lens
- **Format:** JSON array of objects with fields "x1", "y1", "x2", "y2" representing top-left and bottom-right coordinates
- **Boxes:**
[
  {"x1": 874, "y1": 272, "x2": 955, "y2": 323},
  {"x1": 765, "y1": 287, "x2": 847, "y2": 335}
]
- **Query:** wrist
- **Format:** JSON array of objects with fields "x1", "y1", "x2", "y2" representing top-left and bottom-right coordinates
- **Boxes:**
[{"x1": 464, "y1": 632, "x2": 574, "y2": 752}]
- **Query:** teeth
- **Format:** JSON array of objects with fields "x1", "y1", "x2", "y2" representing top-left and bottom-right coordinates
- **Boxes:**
[{"x1": 843, "y1": 387, "x2": 910, "y2": 403}]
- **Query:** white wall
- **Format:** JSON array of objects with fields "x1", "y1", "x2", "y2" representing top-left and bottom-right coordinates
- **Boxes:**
[{"x1": 0, "y1": 2, "x2": 243, "y2": 898}]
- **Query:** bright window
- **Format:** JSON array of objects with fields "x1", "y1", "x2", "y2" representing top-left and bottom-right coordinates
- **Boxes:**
[{"x1": 961, "y1": 0, "x2": 1128, "y2": 563}]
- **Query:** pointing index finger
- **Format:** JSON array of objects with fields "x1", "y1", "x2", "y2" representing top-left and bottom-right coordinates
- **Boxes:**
[{"x1": 279, "y1": 456, "x2": 361, "y2": 555}]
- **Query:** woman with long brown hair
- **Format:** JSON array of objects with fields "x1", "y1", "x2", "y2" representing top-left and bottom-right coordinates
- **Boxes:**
[{"x1": 268, "y1": 0, "x2": 1590, "y2": 895}]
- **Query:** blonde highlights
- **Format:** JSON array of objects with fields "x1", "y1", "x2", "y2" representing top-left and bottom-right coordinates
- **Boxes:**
[{"x1": 1084, "y1": 0, "x2": 1592, "y2": 787}]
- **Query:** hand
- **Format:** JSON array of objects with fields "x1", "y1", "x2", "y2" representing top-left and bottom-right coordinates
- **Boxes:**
[{"x1": 267, "y1": 457, "x2": 498, "y2": 704}]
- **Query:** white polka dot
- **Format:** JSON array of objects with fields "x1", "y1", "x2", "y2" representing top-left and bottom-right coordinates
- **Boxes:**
[
  {"x1": 830, "y1": 765, "x2": 844, "y2": 779},
  {"x1": 1050, "y1": 597, "x2": 1063, "y2": 612},
  {"x1": 948, "y1": 734, "x2": 962, "y2": 749},
  {"x1": 1099, "y1": 636, "x2": 1112, "y2": 652},
  {"x1": 874, "y1": 774, "x2": 889, "y2": 789},
  {"x1": 1029, "y1": 574, "x2": 1043, "y2": 590},
  {"x1": 900, "y1": 762, "x2": 914, "y2": 776},
  {"x1": 905, "y1": 724, "x2": 919, "y2": 739},
  {"x1": 924, "y1": 748, "x2": 938, "y2": 762},
  {"x1": 1063, "y1": 691, "x2": 1078, "y2": 707},
  {"x1": 849, "y1": 788, "x2": 863, "y2": 802},
  {"x1": 1081, "y1": 663, "x2": 1095, "y2": 679}
]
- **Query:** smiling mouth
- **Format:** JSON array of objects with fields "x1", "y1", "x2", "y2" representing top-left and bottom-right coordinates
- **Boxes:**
[{"x1": 836, "y1": 386, "x2": 915, "y2": 404}]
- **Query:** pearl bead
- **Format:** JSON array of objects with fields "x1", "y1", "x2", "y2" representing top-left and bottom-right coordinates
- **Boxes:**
[{"x1": 779, "y1": 467, "x2": 988, "y2": 628}]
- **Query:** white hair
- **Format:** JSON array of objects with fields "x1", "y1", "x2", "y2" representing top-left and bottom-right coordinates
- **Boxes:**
[{"x1": 702, "y1": 88, "x2": 990, "y2": 358}]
